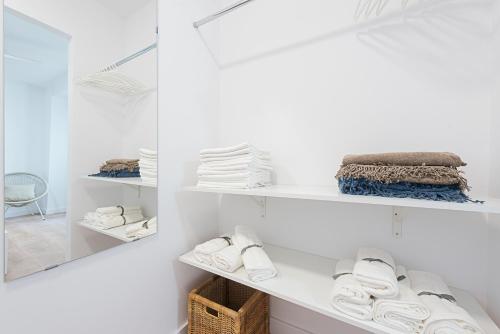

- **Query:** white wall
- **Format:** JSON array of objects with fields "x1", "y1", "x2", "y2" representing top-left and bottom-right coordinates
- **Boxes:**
[
  {"x1": 0, "y1": 1, "x2": 221, "y2": 334},
  {"x1": 214, "y1": 0, "x2": 497, "y2": 332}
]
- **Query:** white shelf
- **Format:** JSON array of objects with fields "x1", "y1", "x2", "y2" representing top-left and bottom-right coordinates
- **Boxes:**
[
  {"x1": 179, "y1": 244, "x2": 499, "y2": 334},
  {"x1": 78, "y1": 221, "x2": 155, "y2": 242},
  {"x1": 82, "y1": 176, "x2": 157, "y2": 188},
  {"x1": 184, "y1": 185, "x2": 500, "y2": 214}
]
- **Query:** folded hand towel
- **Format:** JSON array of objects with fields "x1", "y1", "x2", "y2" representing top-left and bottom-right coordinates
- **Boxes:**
[
  {"x1": 198, "y1": 164, "x2": 273, "y2": 175},
  {"x1": 193, "y1": 236, "x2": 232, "y2": 266},
  {"x1": 202, "y1": 157, "x2": 272, "y2": 169},
  {"x1": 200, "y1": 146, "x2": 270, "y2": 159},
  {"x1": 125, "y1": 217, "x2": 157, "y2": 238},
  {"x1": 233, "y1": 226, "x2": 277, "y2": 282},
  {"x1": 373, "y1": 266, "x2": 430, "y2": 333},
  {"x1": 200, "y1": 153, "x2": 271, "y2": 164},
  {"x1": 85, "y1": 212, "x2": 145, "y2": 229},
  {"x1": 212, "y1": 245, "x2": 243, "y2": 273},
  {"x1": 342, "y1": 152, "x2": 466, "y2": 168},
  {"x1": 139, "y1": 148, "x2": 157, "y2": 156},
  {"x1": 200, "y1": 143, "x2": 251, "y2": 155},
  {"x1": 96, "y1": 206, "x2": 141, "y2": 216},
  {"x1": 331, "y1": 259, "x2": 374, "y2": 320},
  {"x1": 336, "y1": 165, "x2": 469, "y2": 191},
  {"x1": 353, "y1": 248, "x2": 399, "y2": 298},
  {"x1": 408, "y1": 271, "x2": 483, "y2": 334}
]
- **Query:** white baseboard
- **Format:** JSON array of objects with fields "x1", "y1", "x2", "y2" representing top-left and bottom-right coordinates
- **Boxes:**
[{"x1": 176, "y1": 321, "x2": 187, "y2": 334}]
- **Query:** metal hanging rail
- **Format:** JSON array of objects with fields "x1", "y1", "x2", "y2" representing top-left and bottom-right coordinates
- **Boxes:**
[
  {"x1": 101, "y1": 43, "x2": 157, "y2": 72},
  {"x1": 193, "y1": 0, "x2": 256, "y2": 28}
]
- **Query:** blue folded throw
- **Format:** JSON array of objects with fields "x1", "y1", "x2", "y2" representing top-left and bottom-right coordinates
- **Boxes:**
[
  {"x1": 90, "y1": 168, "x2": 140, "y2": 178},
  {"x1": 338, "y1": 178, "x2": 470, "y2": 203}
]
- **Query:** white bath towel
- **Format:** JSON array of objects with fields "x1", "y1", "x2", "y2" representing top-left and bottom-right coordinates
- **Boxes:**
[
  {"x1": 198, "y1": 171, "x2": 271, "y2": 183},
  {"x1": 126, "y1": 217, "x2": 157, "y2": 238},
  {"x1": 373, "y1": 266, "x2": 430, "y2": 333},
  {"x1": 212, "y1": 245, "x2": 243, "y2": 273},
  {"x1": 198, "y1": 164, "x2": 273, "y2": 174},
  {"x1": 408, "y1": 271, "x2": 484, "y2": 334},
  {"x1": 193, "y1": 236, "x2": 232, "y2": 266},
  {"x1": 331, "y1": 259, "x2": 374, "y2": 320},
  {"x1": 139, "y1": 148, "x2": 157, "y2": 157},
  {"x1": 200, "y1": 146, "x2": 270, "y2": 159},
  {"x1": 95, "y1": 206, "x2": 141, "y2": 216},
  {"x1": 201, "y1": 157, "x2": 272, "y2": 169},
  {"x1": 233, "y1": 226, "x2": 277, "y2": 282},
  {"x1": 200, "y1": 142, "x2": 251, "y2": 155},
  {"x1": 353, "y1": 248, "x2": 399, "y2": 298}
]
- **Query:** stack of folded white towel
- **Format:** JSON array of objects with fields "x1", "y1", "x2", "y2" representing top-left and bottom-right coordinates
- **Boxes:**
[
  {"x1": 330, "y1": 248, "x2": 484, "y2": 334},
  {"x1": 197, "y1": 143, "x2": 273, "y2": 189},
  {"x1": 84, "y1": 205, "x2": 145, "y2": 230},
  {"x1": 125, "y1": 216, "x2": 157, "y2": 239},
  {"x1": 139, "y1": 148, "x2": 157, "y2": 185},
  {"x1": 192, "y1": 225, "x2": 277, "y2": 282}
]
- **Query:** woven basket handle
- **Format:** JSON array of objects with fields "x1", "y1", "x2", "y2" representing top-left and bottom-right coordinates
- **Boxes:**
[{"x1": 205, "y1": 306, "x2": 220, "y2": 318}]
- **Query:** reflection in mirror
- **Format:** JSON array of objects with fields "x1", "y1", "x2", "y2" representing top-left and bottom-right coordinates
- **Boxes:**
[{"x1": 4, "y1": 0, "x2": 158, "y2": 281}]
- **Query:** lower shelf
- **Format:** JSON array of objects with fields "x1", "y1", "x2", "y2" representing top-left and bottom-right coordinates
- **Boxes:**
[
  {"x1": 78, "y1": 221, "x2": 155, "y2": 242},
  {"x1": 179, "y1": 244, "x2": 499, "y2": 334}
]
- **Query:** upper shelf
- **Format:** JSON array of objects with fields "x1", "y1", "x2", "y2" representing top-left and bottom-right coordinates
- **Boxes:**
[
  {"x1": 184, "y1": 185, "x2": 500, "y2": 214},
  {"x1": 179, "y1": 244, "x2": 500, "y2": 334},
  {"x1": 82, "y1": 176, "x2": 157, "y2": 188}
]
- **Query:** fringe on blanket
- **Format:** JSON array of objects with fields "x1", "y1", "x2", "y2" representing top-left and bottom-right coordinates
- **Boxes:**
[
  {"x1": 338, "y1": 178, "x2": 472, "y2": 203},
  {"x1": 336, "y1": 165, "x2": 469, "y2": 191}
]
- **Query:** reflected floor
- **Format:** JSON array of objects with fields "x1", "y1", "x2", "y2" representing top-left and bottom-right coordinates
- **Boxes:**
[{"x1": 5, "y1": 213, "x2": 67, "y2": 281}]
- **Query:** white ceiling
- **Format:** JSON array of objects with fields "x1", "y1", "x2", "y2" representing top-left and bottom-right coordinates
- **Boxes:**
[
  {"x1": 96, "y1": 0, "x2": 153, "y2": 18},
  {"x1": 4, "y1": 9, "x2": 69, "y2": 87}
]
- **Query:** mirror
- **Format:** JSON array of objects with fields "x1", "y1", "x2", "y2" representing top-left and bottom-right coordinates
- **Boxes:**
[{"x1": 3, "y1": 0, "x2": 158, "y2": 281}]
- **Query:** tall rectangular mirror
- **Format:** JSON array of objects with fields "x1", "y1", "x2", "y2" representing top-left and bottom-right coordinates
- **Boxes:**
[{"x1": 3, "y1": 0, "x2": 158, "y2": 281}]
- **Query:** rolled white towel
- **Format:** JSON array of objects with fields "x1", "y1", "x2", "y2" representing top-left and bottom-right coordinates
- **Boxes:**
[
  {"x1": 373, "y1": 266, "x2": 430, "y2": 333},
  {"x1": 409, "y1": 271, "x2": 484, "y2": 334},
  {"x1": 212, "y1": 245, "x2": 243, "y2": 273},
  {"x1": 193, "y1": 236, "x2": 232, "y2": 266},
  {"x1": 95, "y1": 205, "x2": 141, "y2": 216},
  {"x1": 126, "y1": 217, "x2": 157, "y2": 238},
  {"x1": 233, "y1": 226, "x2": 277, "y2": 282},
  {"x1": 353, "y1": 248, "x2": 399, "y2": 298},
  {"x1": 331, "y1": 259, "x2": 373, "y2": 320}
]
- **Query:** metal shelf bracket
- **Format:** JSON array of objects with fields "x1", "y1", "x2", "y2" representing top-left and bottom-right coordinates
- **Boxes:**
[
  {"x1": 251, "y1": 196, "x2": 267, "y2": 218},
  {"x1": 392, "y1": 207, "x2": 403, "y2": 239}
]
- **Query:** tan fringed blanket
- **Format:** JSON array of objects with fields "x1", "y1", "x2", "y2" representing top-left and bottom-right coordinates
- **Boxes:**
[
  {"x1": 336, "y1": 164, "x2": 469, "y2": 191},
  {"x1": 342, "y1": 152, "x2": 466, "y2": 168},
  {"x1": 101, "y1": 159, "x2": 139, "y2": 172}
]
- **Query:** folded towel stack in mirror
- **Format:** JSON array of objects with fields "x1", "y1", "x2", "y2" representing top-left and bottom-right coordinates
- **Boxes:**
[
  {"x1": 335, "y1": 152, "x2": 478, "y2": 203},
  {"x1": 139, "y1": 148, "x2": 157, "y2": 185},
  {"x1": 197, "y1": 143, "x2": 273, "y2": 189}
]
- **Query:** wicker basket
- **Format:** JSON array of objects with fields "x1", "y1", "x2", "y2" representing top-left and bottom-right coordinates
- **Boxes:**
[{"x1": 188, "y1": 276, "x2": 270, "y2": 334}]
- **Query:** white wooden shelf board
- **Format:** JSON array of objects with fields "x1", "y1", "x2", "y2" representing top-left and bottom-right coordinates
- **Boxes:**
[
  {"x1": 184, "y1": 185, "x2": 500, "y2": 214},
  {"x1": 78, "y1": 221, "x2": 150, "y2": 243},
  {"x1": 82, "y1": 176, "x2": 157, "y2": 188},
  {"x1": 179, "y1": 244, "x2": 500, "y2": 334}
]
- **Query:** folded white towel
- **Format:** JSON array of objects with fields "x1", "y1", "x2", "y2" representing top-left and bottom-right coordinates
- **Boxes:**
[
  {"x1": 193, "y1": 236, "x2": 232, "y2": 266},
  {"x1": 409, "y1": 271, "x2": 484, "y2": 334},
  {"x1": 373, "y1": 266, "x2": 430, "y2": 333},
  {"x1": 198, "y1": 171, "x2": 271, "y2": 183},
  {"x1": 233, "y1": 226, "x2": 277, "y2": 282},
  {"x1": 200, "y1": 153, "x2": 271, "y2": 163},
  {"x1": 85, "y1": 212, "x2": 145, "y2": 229},
  {"x1": 198, "y1": 164, "x2": 273, "y2": 175},
  {"x1": 212, "y1": 245, "x2": 243, "y2": 273},
  {"x1": 134, "y1": 217, "x2": 157, "y2": 238},
  {"x1": 200, "y1": 146, "x2": 270, "y2": 159},
  {"x1": 331, "y1": 259, "x2": 374, "y2": 320},
  {"x1": 353, "y1": 248, "x2": 399, "y2": 298},
  {"x1": 95, "y1": 206, "x2": 141, "y2": 216},
  {"x1": 197, "y1": 180, "x2": 271, "y2": 189},
  {"x1": 201, "y1": 157, "x2": 272, "y2": 169},
  {"x1": 139, "y1": 148, "x2": 157, "y2": 157},
  {"x1": 200, "y1": 142, "x2": 251, "y2": 155}
]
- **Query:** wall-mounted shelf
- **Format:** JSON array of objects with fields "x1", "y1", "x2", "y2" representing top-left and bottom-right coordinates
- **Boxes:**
[
  {"x1": 82, "y1": 176, "x2": 157, "y2": 188},
  {"x1": 78, "y1": 221, "x2": 155, "y2": 242},
  {"x1": 184, "y1": 185, "x2": 500, "y2": 214},
  {"x1": 179, "y1": 244, "x2": 500, "y2": 334}
]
